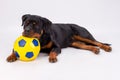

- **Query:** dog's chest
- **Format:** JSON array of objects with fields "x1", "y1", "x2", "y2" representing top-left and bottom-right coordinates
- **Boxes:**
[{"x1": 39, "y1": 33, "x2": 52, "y2": 49}]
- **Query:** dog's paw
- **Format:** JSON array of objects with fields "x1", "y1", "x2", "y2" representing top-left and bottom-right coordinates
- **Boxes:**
[
  {"x1": 92, "y1": 48, "x2": 100, "y2": 54},
  {"x1": 49, "y1": 57, "x2": 57, "y2": 63},
  {"x1": 49, "y1": 52, "x2": 57, "y2": 63},
  {"x1": 101, "y1": 45, "x2": 112, "y2": 52},
  {"x1": 7, "y1": 54, "x2": 17, "y2": 62},
  {"x1": 105, "y1": 46, "x2": 112, "y2": 52}
]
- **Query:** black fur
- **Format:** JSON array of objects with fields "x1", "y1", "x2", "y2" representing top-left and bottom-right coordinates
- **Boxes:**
[{"x1": 22, "y1": 14, "x2": 97, "y2": 55}]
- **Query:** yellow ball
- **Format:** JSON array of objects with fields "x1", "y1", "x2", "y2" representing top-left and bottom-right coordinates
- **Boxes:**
[{"x1": 13, "y1": 36, "x2": 40, "y2": 61}]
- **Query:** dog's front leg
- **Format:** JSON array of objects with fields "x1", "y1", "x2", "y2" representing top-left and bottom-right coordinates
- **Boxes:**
[
  {"x1": 7, "y1": 50, "x2": 17, "y2": 62},
  {"x1": 49, "y1": 48, "x2": 61, "y2": 63}
]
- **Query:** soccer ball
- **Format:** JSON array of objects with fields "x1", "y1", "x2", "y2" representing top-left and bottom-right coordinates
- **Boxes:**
[{"x1": 13, "y1": 35, "x2": 40, "y2": 61}]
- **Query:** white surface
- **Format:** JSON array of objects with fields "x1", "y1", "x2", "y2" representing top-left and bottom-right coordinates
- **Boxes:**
[{"x1": 0, "y1": 0, "x2": 120, "y2": 80}]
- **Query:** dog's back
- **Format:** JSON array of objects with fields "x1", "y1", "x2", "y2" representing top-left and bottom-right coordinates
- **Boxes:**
[{"x1": 51, "y1": 23, "x2": 96, "y2": 47}]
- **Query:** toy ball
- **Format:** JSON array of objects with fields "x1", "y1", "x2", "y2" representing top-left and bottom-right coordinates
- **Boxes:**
[{"x1": 13, "y1": 35, "x2": 40, "y2": 61}]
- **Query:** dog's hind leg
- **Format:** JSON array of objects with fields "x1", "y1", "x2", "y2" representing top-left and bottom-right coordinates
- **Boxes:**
[
  {"x1": 73, "y1": 35, "x2": 112, "y2": 52},
  {"x1": 71, "y1": 42, "x2": 100, "y2": 54}
]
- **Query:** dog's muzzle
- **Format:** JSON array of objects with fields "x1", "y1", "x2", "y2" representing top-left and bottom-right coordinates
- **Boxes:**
[{"x1": 24, "y1": 26, "x2": 32, "y2": 35}]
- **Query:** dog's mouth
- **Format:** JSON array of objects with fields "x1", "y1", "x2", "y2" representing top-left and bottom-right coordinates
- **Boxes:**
[{"x1": 22, "y1": 31, "x2": 41, "y2": 39}]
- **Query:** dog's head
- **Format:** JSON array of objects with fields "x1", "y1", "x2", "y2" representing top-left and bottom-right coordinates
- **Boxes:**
[{"x1": 22, "y1": 14, "x2": 52, "y2": 39}]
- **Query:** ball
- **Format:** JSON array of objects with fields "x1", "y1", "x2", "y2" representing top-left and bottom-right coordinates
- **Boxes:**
[{"x1": 13, "y1": 35, "x2": 40, "y2": 61}]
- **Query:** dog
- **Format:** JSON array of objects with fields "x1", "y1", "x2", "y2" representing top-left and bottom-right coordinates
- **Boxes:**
[{"x1": 7, "y1": 14, "x2": 112, "y2": 63}]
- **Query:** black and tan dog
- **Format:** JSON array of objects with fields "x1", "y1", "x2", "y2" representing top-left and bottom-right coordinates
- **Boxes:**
[{"x1": 7, "y1": 14, "x2": 112, "y2": 63}]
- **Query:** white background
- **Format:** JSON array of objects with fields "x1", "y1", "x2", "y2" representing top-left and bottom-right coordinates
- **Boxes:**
[{"x1": 0, "y1": 0, "x2": 120, "y2": 80}]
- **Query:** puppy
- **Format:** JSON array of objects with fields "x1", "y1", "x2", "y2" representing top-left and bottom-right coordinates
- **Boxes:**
[{"x1": 7, "y1": 14, "x2": 112, "y2": 63}]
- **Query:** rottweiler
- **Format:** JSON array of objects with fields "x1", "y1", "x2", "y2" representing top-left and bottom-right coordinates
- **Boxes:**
[{"x1": 7, "y1": 14, "x2": 112, "y2": 63}]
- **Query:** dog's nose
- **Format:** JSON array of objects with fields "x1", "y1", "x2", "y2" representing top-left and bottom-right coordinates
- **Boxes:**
[
  {"x1": 26, "y1": 29, "x2": 30, "y2": 33},
  {"x1": 24, "y1": 26, "x2": 32, "y2": 35},
  {"x1": 25, "y1": 26, "x2": 31, "y2": 32}
]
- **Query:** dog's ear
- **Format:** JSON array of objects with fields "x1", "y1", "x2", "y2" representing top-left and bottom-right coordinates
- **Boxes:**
[
  {"x1": 41, "y1": 17, "x2": 52, "y2": 33},
  {"x1": 21, "y1": 14, "x2": 30, "y2": 26}
]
